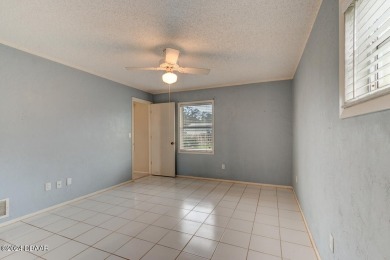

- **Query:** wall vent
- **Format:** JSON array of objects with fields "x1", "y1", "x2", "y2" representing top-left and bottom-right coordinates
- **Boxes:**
[{"x1": 0, "y1": 199, "x2": 9, "y2": 219}]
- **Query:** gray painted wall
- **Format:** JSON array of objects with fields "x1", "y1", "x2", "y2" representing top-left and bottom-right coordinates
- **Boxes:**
[
  {"x1": 0, "y1": 44, "x2": 152, "y2": 223},
  {"x1": 292, "y1": 0, "x2": 390, "y2": 259},
  {"x1": 154, "y1": 81, "x2": 293, "y2": 185}
]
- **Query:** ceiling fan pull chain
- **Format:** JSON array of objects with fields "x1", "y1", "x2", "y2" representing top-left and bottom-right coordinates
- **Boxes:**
[
  {"x1": 168, "y1": 84, "x2": 171, "y2": 145},
  {"x1": 168, "y1": 84, "x2": 171, "y2": 104}
]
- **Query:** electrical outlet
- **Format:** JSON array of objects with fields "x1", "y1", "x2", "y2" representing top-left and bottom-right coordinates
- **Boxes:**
[
  {"x1": 329, "y1": 234, "x2": 334, "y2": 253},
  {"x1": 45, "y1": 182, "x2": 51, "y2": 191},
  {"x1": 222, "y1": 163, "x2": 225, "y2": 170},
  {"x1": 56, "y1": 181, "x2": 62, "y2": 189},
  {"x1": 66, "y1": 178, "x2": 72, "y2": 186}
]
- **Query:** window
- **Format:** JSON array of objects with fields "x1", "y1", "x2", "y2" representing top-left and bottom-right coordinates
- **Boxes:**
[
  {"x1": 178, "y1": 101, "x2": 214, "y2": 154},
  {"x1": 340, "y1": 0, "x2": 390, "y2": 118}
]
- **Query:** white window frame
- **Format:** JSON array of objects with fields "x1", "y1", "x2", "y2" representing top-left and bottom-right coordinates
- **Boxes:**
[
  {"x1": 339, "y1": 0, "x2": 390, "y2": 118},
  {"x1": 178, "y1": 100, "x2": 214, "y2": 155}
]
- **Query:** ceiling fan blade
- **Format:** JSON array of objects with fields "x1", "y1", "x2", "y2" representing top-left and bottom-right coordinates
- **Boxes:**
[
  {"x1": 164, "y1": 48, "x2": 180, "y2": 64},
  {"x1": 178, "y1": 67, "x2": 210, "y2": 75},
  {"x1": 125, "y1": 67, "x2": 165, "y2": 71}
]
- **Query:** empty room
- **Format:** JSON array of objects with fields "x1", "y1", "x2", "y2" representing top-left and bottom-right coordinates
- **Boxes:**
[{"x1": 0, "y1": 0, "x2": 389, "y2": 259}]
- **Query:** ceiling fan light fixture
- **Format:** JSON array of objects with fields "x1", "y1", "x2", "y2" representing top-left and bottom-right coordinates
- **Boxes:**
[{"x1": 162, "y1": 72, "x2": 177, "y2": 84}]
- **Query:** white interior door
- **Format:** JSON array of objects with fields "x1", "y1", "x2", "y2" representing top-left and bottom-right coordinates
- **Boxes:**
[{"x1": 151, "y1": 102, "x2": 175, "y2": 177}]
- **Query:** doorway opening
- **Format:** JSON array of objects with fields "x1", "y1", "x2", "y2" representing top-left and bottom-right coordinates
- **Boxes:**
[{"x1": 132, "y1": 98, "x2": 151, "y2": 180}]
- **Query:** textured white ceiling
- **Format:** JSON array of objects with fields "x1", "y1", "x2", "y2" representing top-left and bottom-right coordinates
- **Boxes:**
[{"x1": 0, "y1": 0, "x2": 322, "y2": 94}]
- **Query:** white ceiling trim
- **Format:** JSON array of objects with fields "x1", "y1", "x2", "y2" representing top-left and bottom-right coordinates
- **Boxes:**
[
  {"x1": 0, "y1": 39, "x2": 143, "y2": 92},
  {"x1": 152, "y1": 77, "x2": 294, "y2": 95}
]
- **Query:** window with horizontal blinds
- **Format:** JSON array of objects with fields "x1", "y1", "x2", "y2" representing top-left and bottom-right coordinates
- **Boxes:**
[
  {"x1": 344, "y1": 0, "x2": 390, "y2": 104},
  {"x1": 179, "y1": 101, "x2": 214, "y2": 153}
]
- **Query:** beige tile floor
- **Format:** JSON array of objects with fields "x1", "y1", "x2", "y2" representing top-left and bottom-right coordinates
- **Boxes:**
[{"x1": 0, "y1": 176, "x2": 318, "y2": 260}]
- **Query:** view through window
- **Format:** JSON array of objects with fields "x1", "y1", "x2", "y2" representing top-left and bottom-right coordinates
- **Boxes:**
[{"x1": 178, "y1": 101, "x2": 214, "y2": 154}]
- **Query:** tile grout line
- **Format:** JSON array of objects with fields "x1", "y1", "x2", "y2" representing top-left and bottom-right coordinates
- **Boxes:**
[
  {"x1": 118, "y1": 179, "x2": 204, "y2": 260},
  {"x1": 277, "y1": 188, "x2": 284, "y2": 260},
  {"x1": 190, "y1": 180, "x2": 233, "y2": 259},
  {"x1": 210, "y1": 182, "x2": 247, "y2": 260},
  {"x1": 246, "y1": 185, "x2": 261, "y2": 260},
  {"x1": 292, "y1": 189, "x2": 321, "y2": 260},
  {"x1": 212, "y1": 184, "x2": 238, "y2": 259},
  {"x1": 162, "y1": 179, "x2": 217, "y2": 259}
]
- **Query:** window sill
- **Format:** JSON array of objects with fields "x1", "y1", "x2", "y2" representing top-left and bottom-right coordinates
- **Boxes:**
[{"x1": 340, "y1": 92, "x2": 390, "y2": 118}]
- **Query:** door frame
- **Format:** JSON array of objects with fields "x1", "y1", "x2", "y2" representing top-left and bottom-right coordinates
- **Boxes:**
[{"x1": 131, "y1": 97, "x2": 152, "y2": 179}]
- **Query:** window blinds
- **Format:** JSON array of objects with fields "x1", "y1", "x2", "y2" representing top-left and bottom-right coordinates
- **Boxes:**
[
  {"x1": 179, "y1": 102, "x2": 213, "y2": 152},
  {"x1": 345, "y1": 0, "x2": 390, "y2": 102}
]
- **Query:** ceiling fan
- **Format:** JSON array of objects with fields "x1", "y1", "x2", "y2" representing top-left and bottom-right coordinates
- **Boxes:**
[{"x1": 125, "y1": 48, "x2": 210, "y2": 84}]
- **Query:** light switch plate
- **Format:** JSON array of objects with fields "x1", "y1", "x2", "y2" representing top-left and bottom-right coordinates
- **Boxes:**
[{"x1": 45, "y1": 182, "x2": 51, "y2": 191}]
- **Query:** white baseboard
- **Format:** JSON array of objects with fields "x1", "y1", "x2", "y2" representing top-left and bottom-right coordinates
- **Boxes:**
[
  {"x1": 176, "y1": 175, "x2": 293, "y2": 189},
  {"x1": 292, "y1": 189, "x2": 322, "y2": 260},
  {"x1": 0, "y1": 180, "x2": 133, "y2": 229}
]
